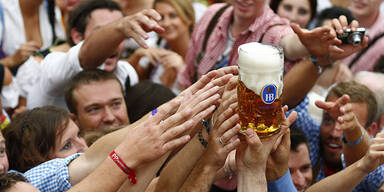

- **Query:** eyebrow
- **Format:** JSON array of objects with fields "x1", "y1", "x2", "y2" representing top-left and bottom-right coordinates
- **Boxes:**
[{"x1": 85, "y1": 97, "x2": 123, "y2": 108}]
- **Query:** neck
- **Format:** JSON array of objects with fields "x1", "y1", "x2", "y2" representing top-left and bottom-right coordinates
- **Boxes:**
[
  {"x1": 231, "y1": 5, "x2": 265, "y2": 38},
  {"x1": 19, "y1": 0, "x2": 43, "y2": 16},
  {"x1": 167, "y1": 33, "x2": 190, "y2": 58},
  {"x1": 356, "y1": 10, "x2": 379, "y2": 28}
]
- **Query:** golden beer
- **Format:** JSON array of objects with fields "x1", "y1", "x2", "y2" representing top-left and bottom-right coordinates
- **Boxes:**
[{"x1": 237, "y1": 43, "x2": 284, "y2": 138}]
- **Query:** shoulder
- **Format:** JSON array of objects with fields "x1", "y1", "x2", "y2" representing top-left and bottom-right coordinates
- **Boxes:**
[
  {"x1": 358, "y1": 164, "x2": 384, "y2": 191},
  {"x1": 195, "y1": 3, "x2": 231, "y2": 28},
  {"x1": 24, "y1": 153, "x2": 82, "y2": 191},
  {"x1": 116, "y1": 60, "x2": 139, "y2": 86}
]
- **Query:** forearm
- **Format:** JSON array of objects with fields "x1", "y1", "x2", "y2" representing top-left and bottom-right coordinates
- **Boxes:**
[
  {"x1": 117, "y1": 155, "x2": 168, "y2": 192},
  {"x1": 280, "y1": 34, "x2": 309, "y2": 60},
  {"x1": 343, "y1": 128, "x2": 370, "y2": 166},
  {"x1": 69, "y1": 157, "x2": 130, "y2": 192},
  {"x1": 238, "y1": 169, "x2": 267, "y2": 192},
  {"x1": 1, "y1": 55, "x2": 20, "y2": 68},
  {"x1": 179, "y1": 155, "x2": 220, "y2": 192},
  {"x1": 306, "y1": 160, "x2": 368, "y2": 192},
  {"x1": 79, "y1": 19, "x2": 125, "y2": 69},
  {"x1": 69, "y1": 113, "x2": 149, "y2": 184},
  {"x1": 126, "y1": 50, "x2": 149, "y2": 80},
  {"x1": 282, "y1": 58, "x2": 320, "y2": 108},
  {"x1": 154, "y1": 131, "x2": 206, "y2": 192}
]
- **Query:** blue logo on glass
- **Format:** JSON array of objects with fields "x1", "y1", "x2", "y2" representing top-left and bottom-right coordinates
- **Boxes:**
[{"x1": 261, "y1": 85, "x2": 277, "y2": 104}]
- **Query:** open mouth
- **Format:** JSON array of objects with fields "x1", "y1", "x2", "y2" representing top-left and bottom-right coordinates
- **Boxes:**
[
  {"x1": 328, "y1": 143, "x2": 341, "y2": 149},
  {"x1": 236, "y1": 0, "x2": 253, "y2": 7}
]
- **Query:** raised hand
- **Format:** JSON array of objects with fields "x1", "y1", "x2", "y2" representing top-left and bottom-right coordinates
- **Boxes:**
[
  {"x1": 266, "y1": 106, "x2": 297, "y2": 181},
  {"x1": 11, "y1": 41, "x2": 40, "y2": 67},
  {"x1": 359, "y1": 133, "x2": 384, "y2": 173},
  {"x1": 291, "y1": 23, "x2": 341, "y2": 59},
  {"x1": 114, "y1": 97, "x2": 193, "y2": 167},
  {"x1": 315, "y1": 94, "x2": 350, "y2": 128},
  {"x1": 329, "y1": 16, "x2": 368, "y2": 60},
  {"x1": 118, "y1": 9, "x2": 165, "y2": 48}
]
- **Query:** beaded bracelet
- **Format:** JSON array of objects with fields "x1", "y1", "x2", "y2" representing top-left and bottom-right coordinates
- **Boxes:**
[{"x1": 342, "y1": 131, "x2": 364, "y2": 146}]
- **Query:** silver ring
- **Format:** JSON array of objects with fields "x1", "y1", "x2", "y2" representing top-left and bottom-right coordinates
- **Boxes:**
[{"x1": 219, "y1": 137, "x2": 225, "y2": 145}]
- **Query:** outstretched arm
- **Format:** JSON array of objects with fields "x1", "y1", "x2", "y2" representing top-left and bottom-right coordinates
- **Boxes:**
[
  {"x1": 79, "y1": 9, "x2": 164, "y2": 69},
  {"x1": 315, "y1": 94, "x2": 370, "y2": 166},
  {"x1": 67, "y1": 67, "x2": 237, "y2": 188},
  {"x1": 281, "y1": 16, "x2": 368, "y2": 108},
  {"x1": 306, "y1": 133, "x2": 384, "y2": 192},
  {"x1": 154, "y1": 75, "x2": 239, "y2": 192}
]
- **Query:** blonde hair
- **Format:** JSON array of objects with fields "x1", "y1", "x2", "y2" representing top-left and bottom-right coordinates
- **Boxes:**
[{"x1": 154, "y1": 0, "x2": 195, "y2": 34}]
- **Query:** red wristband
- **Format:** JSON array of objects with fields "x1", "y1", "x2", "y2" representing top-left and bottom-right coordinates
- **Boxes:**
[{"x1": 109, "y1": 151, "x2": 137, "y2": 184}]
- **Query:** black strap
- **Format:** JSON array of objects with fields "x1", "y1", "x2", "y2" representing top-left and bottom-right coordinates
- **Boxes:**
[
  {"x1": 195, "y1": 4, "x2": 230, "y2": 66},
  {"x1": 47, "y1": 0, "x2": 57, "y2": 44},
  {"x1": 0, "y1": 63, "x2": 4, "y2": 93},
  {"x1": 349, "y1": 31, "x2": 384, "y2": 69},
  {"x1": 258, "y1": 24, "x2": 285, "y2": 43}
]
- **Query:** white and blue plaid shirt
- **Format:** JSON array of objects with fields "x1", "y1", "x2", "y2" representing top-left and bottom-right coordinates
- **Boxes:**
[
  {"x1": 291, "y1": 97, "x2": 384, "y2": 191},
  {"x1": 24, "y1": 153, "x2": 81, "y2": 192}
]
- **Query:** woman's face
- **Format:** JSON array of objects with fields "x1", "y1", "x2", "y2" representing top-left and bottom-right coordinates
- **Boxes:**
[
  {"x1": 57, "y1": 0, "x2": 83, "y2": 13},
  {"x1": 155, "y1": 2, "x2": 191, "y2": 41},
  {"x1": 277, "y1": 0, "x2": 312, "y2": 28},
  {"x1": 49, "y1": 119, "x2": 88, "y2": 159},
  {"x1": 0, "y1": 132, "x2": 9, "y2": 174}
]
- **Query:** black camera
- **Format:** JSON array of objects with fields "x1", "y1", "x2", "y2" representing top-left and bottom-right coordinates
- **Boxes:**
[{"x1": 337, "y1": 28, "x2": 366, "y2": 46}]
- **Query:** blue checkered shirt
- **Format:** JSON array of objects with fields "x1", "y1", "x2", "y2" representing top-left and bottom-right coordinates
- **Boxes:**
[
  {"x1": 290, "y1": 97, "x2": 384, "y2": 191},
  {"x1": 24, "y1": 153, "x2": 81, "y2": 192}
]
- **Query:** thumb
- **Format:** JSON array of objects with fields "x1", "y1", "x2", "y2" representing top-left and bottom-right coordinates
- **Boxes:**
[
  {"x1": 245, "y1": 128, "x2": 261, "y2": 151},
  {"x1": 290, "y1": 23, "x2": 303, "y2": 36},
  {"x1": 315, "y1": 100, "x2": 333, "y2": 110}
]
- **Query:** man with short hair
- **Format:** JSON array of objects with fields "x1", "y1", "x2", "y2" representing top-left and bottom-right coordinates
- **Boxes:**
[
  {"x1": 289, "y1": 125, "x2": 313, "y2": 191},
  {"x1": 0, "y1": 172, "x2": 40, "y2": 192},
  {"x1": 65, "y1": 69, "x2": 129, "y2": 133},
  {"x1": 354, "y1": 71, "x2": 384, "y2": 136},
  {"x1": 27, "y1": 0, "x2": 141, "y2": 112},
  {"x1": 293, "y1": 81, "x2": 383, "y2": 191}
]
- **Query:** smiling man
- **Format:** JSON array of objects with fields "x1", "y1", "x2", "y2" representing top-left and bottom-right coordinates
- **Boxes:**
[
  {"x1": 27, "y1": 0, "x2": 140, "y2": 110},
  {"x1": 65, "y1": 69, "x2": 129, "y2": 133},
  {"x1": 292, "y1": 81, "x2": 383, "y2": 191}
]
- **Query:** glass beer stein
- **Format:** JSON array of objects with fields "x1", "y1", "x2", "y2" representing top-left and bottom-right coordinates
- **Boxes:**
[{"x1": 237, "y1": 42, "x2": 284, "y2": 138}]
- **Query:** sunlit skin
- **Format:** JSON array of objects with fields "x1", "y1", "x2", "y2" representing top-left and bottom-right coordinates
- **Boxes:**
[
  {"x1": 277, "y1": 0, "x2": 312, "y2": 27},
  {"x1": 155, "y1": 2, "x2": 191, "y2": 42},
  {"x1": 349, "y1": 0, "x2": 382, "y2": 19},
  {"x1": 289, "y1": 143, "x2": 313, "y2": 191},
  {"x1": 7, "y1": 182, "x2": 41, "y2": 192},
  {"x1": 228, "y1": 0, "x2": 268, "y2": 36},
  {"x1": 73, "y1": 9, "x2": 125, "y2": 72},
  {"x1": 0, "y1": 132, "x2": 9, "y2": 174},
  {"x1": 73, "y1": 79, "x2": 129, "y2": 132},
  {"x1": 320, "y1": 96, "x2": 368, "y2": 167},
  {"x1": 48, "y1": 120, "x2": 88, "y2": 159}
]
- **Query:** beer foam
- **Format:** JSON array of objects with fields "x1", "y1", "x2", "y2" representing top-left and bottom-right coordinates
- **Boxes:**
[{"x1": 238, "y1": 42, "x2": 284, "y2": 97}]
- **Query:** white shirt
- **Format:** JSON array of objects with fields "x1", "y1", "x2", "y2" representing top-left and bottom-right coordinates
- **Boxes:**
[
  {"x1": 0, "y1": 0, "x2": 66, "y2": 55},
  {"x1": 27, "y1": 42, "x2": 138, "y2": 110}
]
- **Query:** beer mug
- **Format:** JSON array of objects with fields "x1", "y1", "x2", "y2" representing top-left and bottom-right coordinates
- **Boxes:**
[{"x1": 237, "y1": 42, "x2": 283, "y2": 138}]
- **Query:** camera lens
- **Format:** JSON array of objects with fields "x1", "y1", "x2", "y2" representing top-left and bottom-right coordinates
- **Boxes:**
[{"x1": 349, "y1": 32, "x2": 362, "y2": 46}]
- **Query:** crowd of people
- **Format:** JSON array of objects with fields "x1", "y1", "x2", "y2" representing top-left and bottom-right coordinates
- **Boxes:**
[{"x1": 0, "y1": 0, "x2": 383, "y2": 191}]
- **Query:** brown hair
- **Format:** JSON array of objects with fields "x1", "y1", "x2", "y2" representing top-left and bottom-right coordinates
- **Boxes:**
[
  {"x1": 65, "y1": 69, "x2": 123, "y2": 115},
  {"x1": 154, "y1": 0, "x2": 195, "y2": 34},
  {"x1": 2, "y1": 106, "x2": 70, "y2": 172},
  {"x1": 327, "y1": 81, "x2": 378, "y2": 127},
  {"x1": 0, "y1": 172, "x2": 27, "y2": 191},
  {"x1": 67, "y1": 0, "x2": 123, "y2": 46}
]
